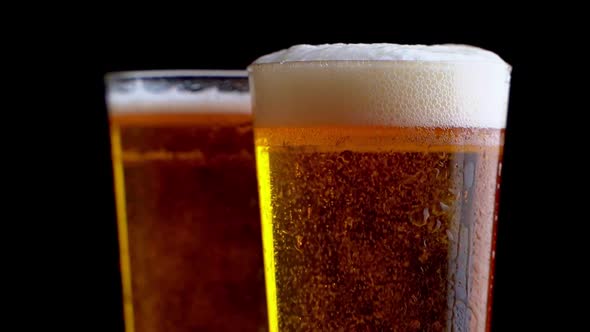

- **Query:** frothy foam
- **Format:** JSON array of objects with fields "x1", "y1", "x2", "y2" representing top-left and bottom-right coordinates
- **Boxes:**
[
  {"x1": 253, "y1": 43, "x2": 507, "y2": 64},
  {"x1": 249, "y1": 44, "x2": 510, "y2": 128},
  {"x1": 107, "y1": 80, "x2": 250, "y2": 114}
]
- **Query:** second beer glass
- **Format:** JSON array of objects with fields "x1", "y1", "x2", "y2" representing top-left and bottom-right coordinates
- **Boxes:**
[{"x1": 106, "y1": 71, "x2": 267, "y2": 332}]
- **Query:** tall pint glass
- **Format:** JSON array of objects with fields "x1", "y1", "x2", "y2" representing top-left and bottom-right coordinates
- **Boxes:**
[
  {"x1": 249, "y1": 44, "x2": 511, "y2": 331},
  {"x1": 106, "y1": 71, "x2": 267, "y2": 332}
]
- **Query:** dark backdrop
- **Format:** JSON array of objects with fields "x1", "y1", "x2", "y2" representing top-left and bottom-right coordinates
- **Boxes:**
[{"x1": 63, "y1": 18, "x2": 573, "y2": 331}]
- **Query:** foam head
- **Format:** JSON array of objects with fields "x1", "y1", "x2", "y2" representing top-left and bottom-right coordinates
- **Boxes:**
[
  {"x1": 106, "y1": 70, "x2": 251, "y2": 114},
  {"x1": 249, "y1": 44, "x2": 511, "y2": 128}
]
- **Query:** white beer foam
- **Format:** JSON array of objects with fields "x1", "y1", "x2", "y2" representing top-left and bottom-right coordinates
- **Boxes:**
[
  {"x1": 253, "y1": 43, "x2": 506, "y2": 64},
  {"x1": 107, "y1": 81, "x2": 250, "y2": 114},
  {"x1": 249, "y1": 44, "x2": 510, "y2": 128}
]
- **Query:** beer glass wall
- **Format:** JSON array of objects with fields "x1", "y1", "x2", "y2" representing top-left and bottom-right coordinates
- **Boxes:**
[
  {"x1": 249, "y1": 44, "x2": 511, "y2": 331},
  {"x1": 106, "y1": 71, "x2": 267, "y2": 332}
]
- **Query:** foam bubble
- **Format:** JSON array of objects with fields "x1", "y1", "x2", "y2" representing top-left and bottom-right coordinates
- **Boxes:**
[
  {"x1": 249, "y1": 44, "x2": 510, "y2": 129},
  {"x1": 253, "y1": 43, "x2": 507, "y2": 64},
  {"x1": 107, "y1": 80, "x2": 250, "y2": 114}
]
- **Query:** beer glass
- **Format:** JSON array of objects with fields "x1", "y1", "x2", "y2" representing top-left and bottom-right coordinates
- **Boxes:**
[
  {"x1": 249, "y1": 44, "x2": 511, "y2": 331},
  {"x1": 106, "y1": 71, "x2": 267, "y2": 332}
]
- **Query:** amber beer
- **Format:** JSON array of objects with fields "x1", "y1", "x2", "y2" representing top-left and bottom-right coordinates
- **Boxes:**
[
  {"x1": 250, "y1": 44, "x2": 511, "y2": 331},
  {"x1": 106, "y1": 71, "x2": 267, "y2": 332}
]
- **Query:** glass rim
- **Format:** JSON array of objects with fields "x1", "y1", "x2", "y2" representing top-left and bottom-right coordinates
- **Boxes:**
[{"x1": 105, "y1": 69, "x2": 248, "y2": 81}]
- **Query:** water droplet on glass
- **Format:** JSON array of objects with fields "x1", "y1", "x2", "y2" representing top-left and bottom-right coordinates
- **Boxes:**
[
  {"x1": 446, "y1": 230, "x2": 454, "y2": 241},
  {"x1": 464, "y1": 161, "x2": 474, "y2": 188},
  {"x1": 411, "y1": 215, "x2": 428, "y2": 227},
  {"x1": 423, "y1": 208, "x2": 430, "y2": 221},
  {"x1": 295, "y1": 235, "x2": 304, "y2": 251},
  {"x1": 432, "y1": 219, "x2": 442, "y2": 232}
]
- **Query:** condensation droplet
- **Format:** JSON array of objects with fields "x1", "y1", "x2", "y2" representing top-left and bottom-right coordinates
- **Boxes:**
[
  {"x1": 411, "y1": 215, "x2": 428, "y2": 227},
  {"x1": 464, "y1": 161, "x2": 475, "y2": 188},
  {"x1": 423, "y1": 208, "x2": 430, "y2": 222},
  {"x1": 295, "y1": 235, "x2": 304, "y2": 251},
  {"x1": 446, "y1": 230, "x2": 454, "y2": 241},
  {"x1": 433, "y1": 219, "x2": 442, "y2": 232}
]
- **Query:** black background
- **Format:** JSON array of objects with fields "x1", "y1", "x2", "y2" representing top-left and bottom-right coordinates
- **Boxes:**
[{"x1": 52, "y1": 14, "x2": 579, "y2": 331}]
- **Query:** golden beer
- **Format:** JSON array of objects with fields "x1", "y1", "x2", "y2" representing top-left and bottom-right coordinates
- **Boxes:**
[
  {"x1": 250, "y1": 45, "x2": 511, "y2": 331},
  {"x1": 107, "y1": 71, "x2": 267, "y2": 332}
]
